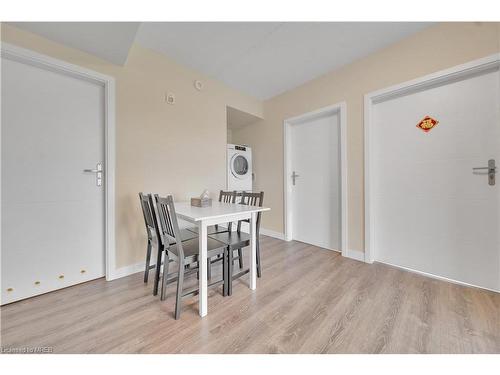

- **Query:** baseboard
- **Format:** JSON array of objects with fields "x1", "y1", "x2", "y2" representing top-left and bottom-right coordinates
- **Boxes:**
[
  {"x1": 343, "y1": 249, "x2": 366, "y2": 262},
  {"x1": 220, "y1": 223, "x2": 285, "y2": 241},
  {"x1": 107, "y1": 261, "x2": 144, "y2": 281},
  {"x1": 108, "y1": 244, "x2": 363, "y2": 281},
  {"x1": 260, "y1": 228, "x2": 286, "y2": 240},
  {"x1": 377, "y1": 259, "x2": 500, "y2": 293}
]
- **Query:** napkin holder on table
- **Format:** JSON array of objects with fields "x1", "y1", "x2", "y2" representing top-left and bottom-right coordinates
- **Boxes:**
[
  {"x1": 190, "y1": 197, "x2": 212, "y2": 207},
  {"x1": 191, "y1": 190, "x2": 212, "y2": 207}
]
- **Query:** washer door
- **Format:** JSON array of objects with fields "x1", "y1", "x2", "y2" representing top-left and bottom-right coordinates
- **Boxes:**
[{"x1": 230, "y1": 154, "x2": 250, "y2": 180}]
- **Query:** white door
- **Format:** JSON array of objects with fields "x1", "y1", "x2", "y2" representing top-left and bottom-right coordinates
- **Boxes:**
[
  {"x1": 1, "y1": 55, "x2": 106, "y2": 304},
  {"x1": 290, "y1": 111, "x2": 341, "y2": 251},
  {"x1": 372, "y1": 67, "x2": 500, "y2": 291}
]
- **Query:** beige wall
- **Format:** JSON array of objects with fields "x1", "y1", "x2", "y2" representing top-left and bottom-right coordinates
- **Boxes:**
[
  {"x1": 1, "y1": 23, "x2": 263, "y2": 268},
  {"x1": 3, "y1": 23, "x2": 500, "y2": 268},
  {"x1": 232, "y1": 22, "x2": 500, "y2": 252}
]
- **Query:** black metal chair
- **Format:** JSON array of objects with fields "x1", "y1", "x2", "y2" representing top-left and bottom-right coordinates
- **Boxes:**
[
  {"x1": 209, "y1": 191, "x2": 264, "y2": 295},
  {"x1": 151, "y1": 194, "x2": 227, "y2": 319},
  {"x1": 139, "y1": 193, "x2": 198, "y2": 295}
]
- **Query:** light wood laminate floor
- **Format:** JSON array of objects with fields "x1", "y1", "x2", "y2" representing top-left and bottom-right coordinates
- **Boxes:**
[{"x1": 1, "y1": 236, "x2": 499, "y2": 353}]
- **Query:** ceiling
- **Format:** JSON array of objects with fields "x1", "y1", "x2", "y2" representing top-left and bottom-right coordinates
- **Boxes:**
[
  {"x1": 9, "y1": 22, "x2": 140, "y2": 65},
  {"x1": 135, "y1": 22, "x2": 432, "y2": 99},
  {"x1": 10, "y1": 22, "x2": 432, "y2": 99}
]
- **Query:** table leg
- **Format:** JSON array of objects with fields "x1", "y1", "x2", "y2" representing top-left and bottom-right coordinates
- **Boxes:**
[
  {"x1": 249, "y1": 212, "x2": 257, "y2": 290},
  {"x1": 198, "y1": 221, "x2": 208, "y2": 317}
]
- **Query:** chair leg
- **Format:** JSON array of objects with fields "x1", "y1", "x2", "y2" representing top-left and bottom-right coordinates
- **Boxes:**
[
  {"x1": 174, "y1": 259, "x2": 185, "y2": 320},
  {"x1": 144, "y1": 239, "x2": 152, "y2": 283},
  {"x1": 222, "y1": 249, "x2": 228, "y2": 296},
  {"x1": 160, "y1": 251, "x2": 170, "y2": 301},
  {"x1": 153, "y1": 245, "x2": 163, "y2": 296},
  {"x1": 237, "y1": 248, "x2": 243, "y2": 269},
  {"x1": 256, "y1": 240, "x2": 261, "y2": 278},
  {"x1": 228, "y1": 247, "x2": 233, "y2": 296},
  {"x1": 207, "y1": 258, "x2": 212, "y2": 280}
]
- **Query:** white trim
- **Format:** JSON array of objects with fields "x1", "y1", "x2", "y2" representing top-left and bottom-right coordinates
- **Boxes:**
[
  {"x1": 364, "y1": 92, "x2": 373, "y2": 263},
  {"x1": 340, "y1": 103, "x2": 348, "y2": 258},
  {"x1": 104, "y1": 79, "x2": 117, "y2": 280},
  {"x1": 260, "y1": 228, "x2": 286, "y2": 240},
  {"x1": 284, "y1": 119, "x2": 293, "y2": 242},
  {"x1": 283, "y1": 102, "x2": 348, "y2": 256},
  {"x1": 0, "y1": 42, "x2": 118, "y2": 281},
  {"x1": 378, "y1": 260, "x2": 500, "y2": 293},
  {"x1": 344, "y1": 249, "x2": 365, "y2": 262},
  {"x1": 364, "y1": 53, "x2": 500, "y2": 264},
  {"x1": 111, "y1": 262, "x2": 145, "y2": 279}
]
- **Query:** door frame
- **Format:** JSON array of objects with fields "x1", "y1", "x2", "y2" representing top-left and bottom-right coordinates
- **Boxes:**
[
  {"x1": 364, "y1": 53, "x2": 500, "y2": 264},
  {"x1": 283, "y1": 102, "x2": 348, "y2": 256},
  {"x1": 1, "y1": 42, "x2": 117, "y2": 281}
]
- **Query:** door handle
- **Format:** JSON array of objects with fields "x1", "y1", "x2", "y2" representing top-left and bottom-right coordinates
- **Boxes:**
[
  {"x1": 83, "y1": 163, "x2": 103, "y2": 186},
  {"x1": 472, "y1": 159, "x2": 496, "y2": 186},
  {"x1": 292, "y1": 171, "x2": 300, "y2": 186}
]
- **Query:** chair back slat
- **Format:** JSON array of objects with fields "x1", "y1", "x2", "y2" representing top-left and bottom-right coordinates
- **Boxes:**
[
  {"x1": 139, "y1": 192, "x2": 156, "y2": 237},
  {"x1": 239, "y1": 191, "x2": 264, "y2": 207},
  {"x1": 218, "y1": 190, "x2": 237, "y2": 231},
  {"x1": 151, "y1": 194, "x2": 185, "y2": 258},
  {"x1": 239, "y1": 192, "x2": 262, "y2": 207},
  {"x1": 235, "y1": 191, "x2": 244, "y2": 204},
  {"x1": 160, "y1": 200, "x2": 175, "y2": 238},
  {"x1": 237, "y1": 191, "x2": 264, "y2": 232},
  {"x1": 219, "y1": 190, "x2": 237, "y2": 203}
]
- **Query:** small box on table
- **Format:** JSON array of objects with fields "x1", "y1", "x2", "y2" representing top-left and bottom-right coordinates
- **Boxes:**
[{"x1": 191, "y1": 197, "x2": 212, "y2": 207}]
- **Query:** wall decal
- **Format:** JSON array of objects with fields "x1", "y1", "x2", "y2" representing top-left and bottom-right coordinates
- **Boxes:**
[{"x1": 416, "y1": 116, "x2": 439, "y2": 133}]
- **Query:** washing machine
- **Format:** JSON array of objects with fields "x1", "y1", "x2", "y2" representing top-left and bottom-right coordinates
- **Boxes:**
[{"x1": 227, "y1": 144, "x2": 252, "y2": 192}]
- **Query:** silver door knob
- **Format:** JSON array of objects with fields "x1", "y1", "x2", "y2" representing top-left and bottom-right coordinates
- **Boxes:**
[
  {"x1": 83, "y1": 163, "x2": 103, "y2": 186},
  {"x1": 472, "y1": 159, "x2": 496, "y2": 186}
]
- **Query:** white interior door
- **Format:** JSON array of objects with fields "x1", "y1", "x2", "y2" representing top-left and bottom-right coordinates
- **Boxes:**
[
  {"x1": 1, "y1": 56, "x2": 106, "y2": 304},
  {"x1": 372, "y1": 67, "x2": 500, "y2": 291},
  {"x1": 290, "y1": 112, "x2": 341, "y2": 250}
]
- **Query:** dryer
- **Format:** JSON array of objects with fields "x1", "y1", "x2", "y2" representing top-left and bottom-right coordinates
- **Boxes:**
[{"x1": 227, "y1": 144, "x2": 252, "y2": 192}]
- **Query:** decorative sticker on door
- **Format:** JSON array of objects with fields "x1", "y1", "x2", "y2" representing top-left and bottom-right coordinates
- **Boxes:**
[{"x1": 416, "y1": 116, "x2": 439, "y2": 133}]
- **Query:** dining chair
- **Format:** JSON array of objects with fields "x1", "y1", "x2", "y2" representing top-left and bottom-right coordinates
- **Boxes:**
[
  {"x1": 138, "y1": 192, "x2": 157, "y2": 283},
  {"x1": 186, "y1": 190, "x2": 237, "y2": 281},
  {"x1": 139, "y1": 193, "x2": 198, "y2": 295},
  {"x1": 151, "y1": 194, "x2": 227, "y2": 319},
  {"x1": 208, "y1": 191, "x2": 264, "y2": 295}
]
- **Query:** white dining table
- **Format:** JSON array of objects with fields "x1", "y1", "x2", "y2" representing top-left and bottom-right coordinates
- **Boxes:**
[{"x1": 174, "y1": 201, "x2": 270, "y2": 317}]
